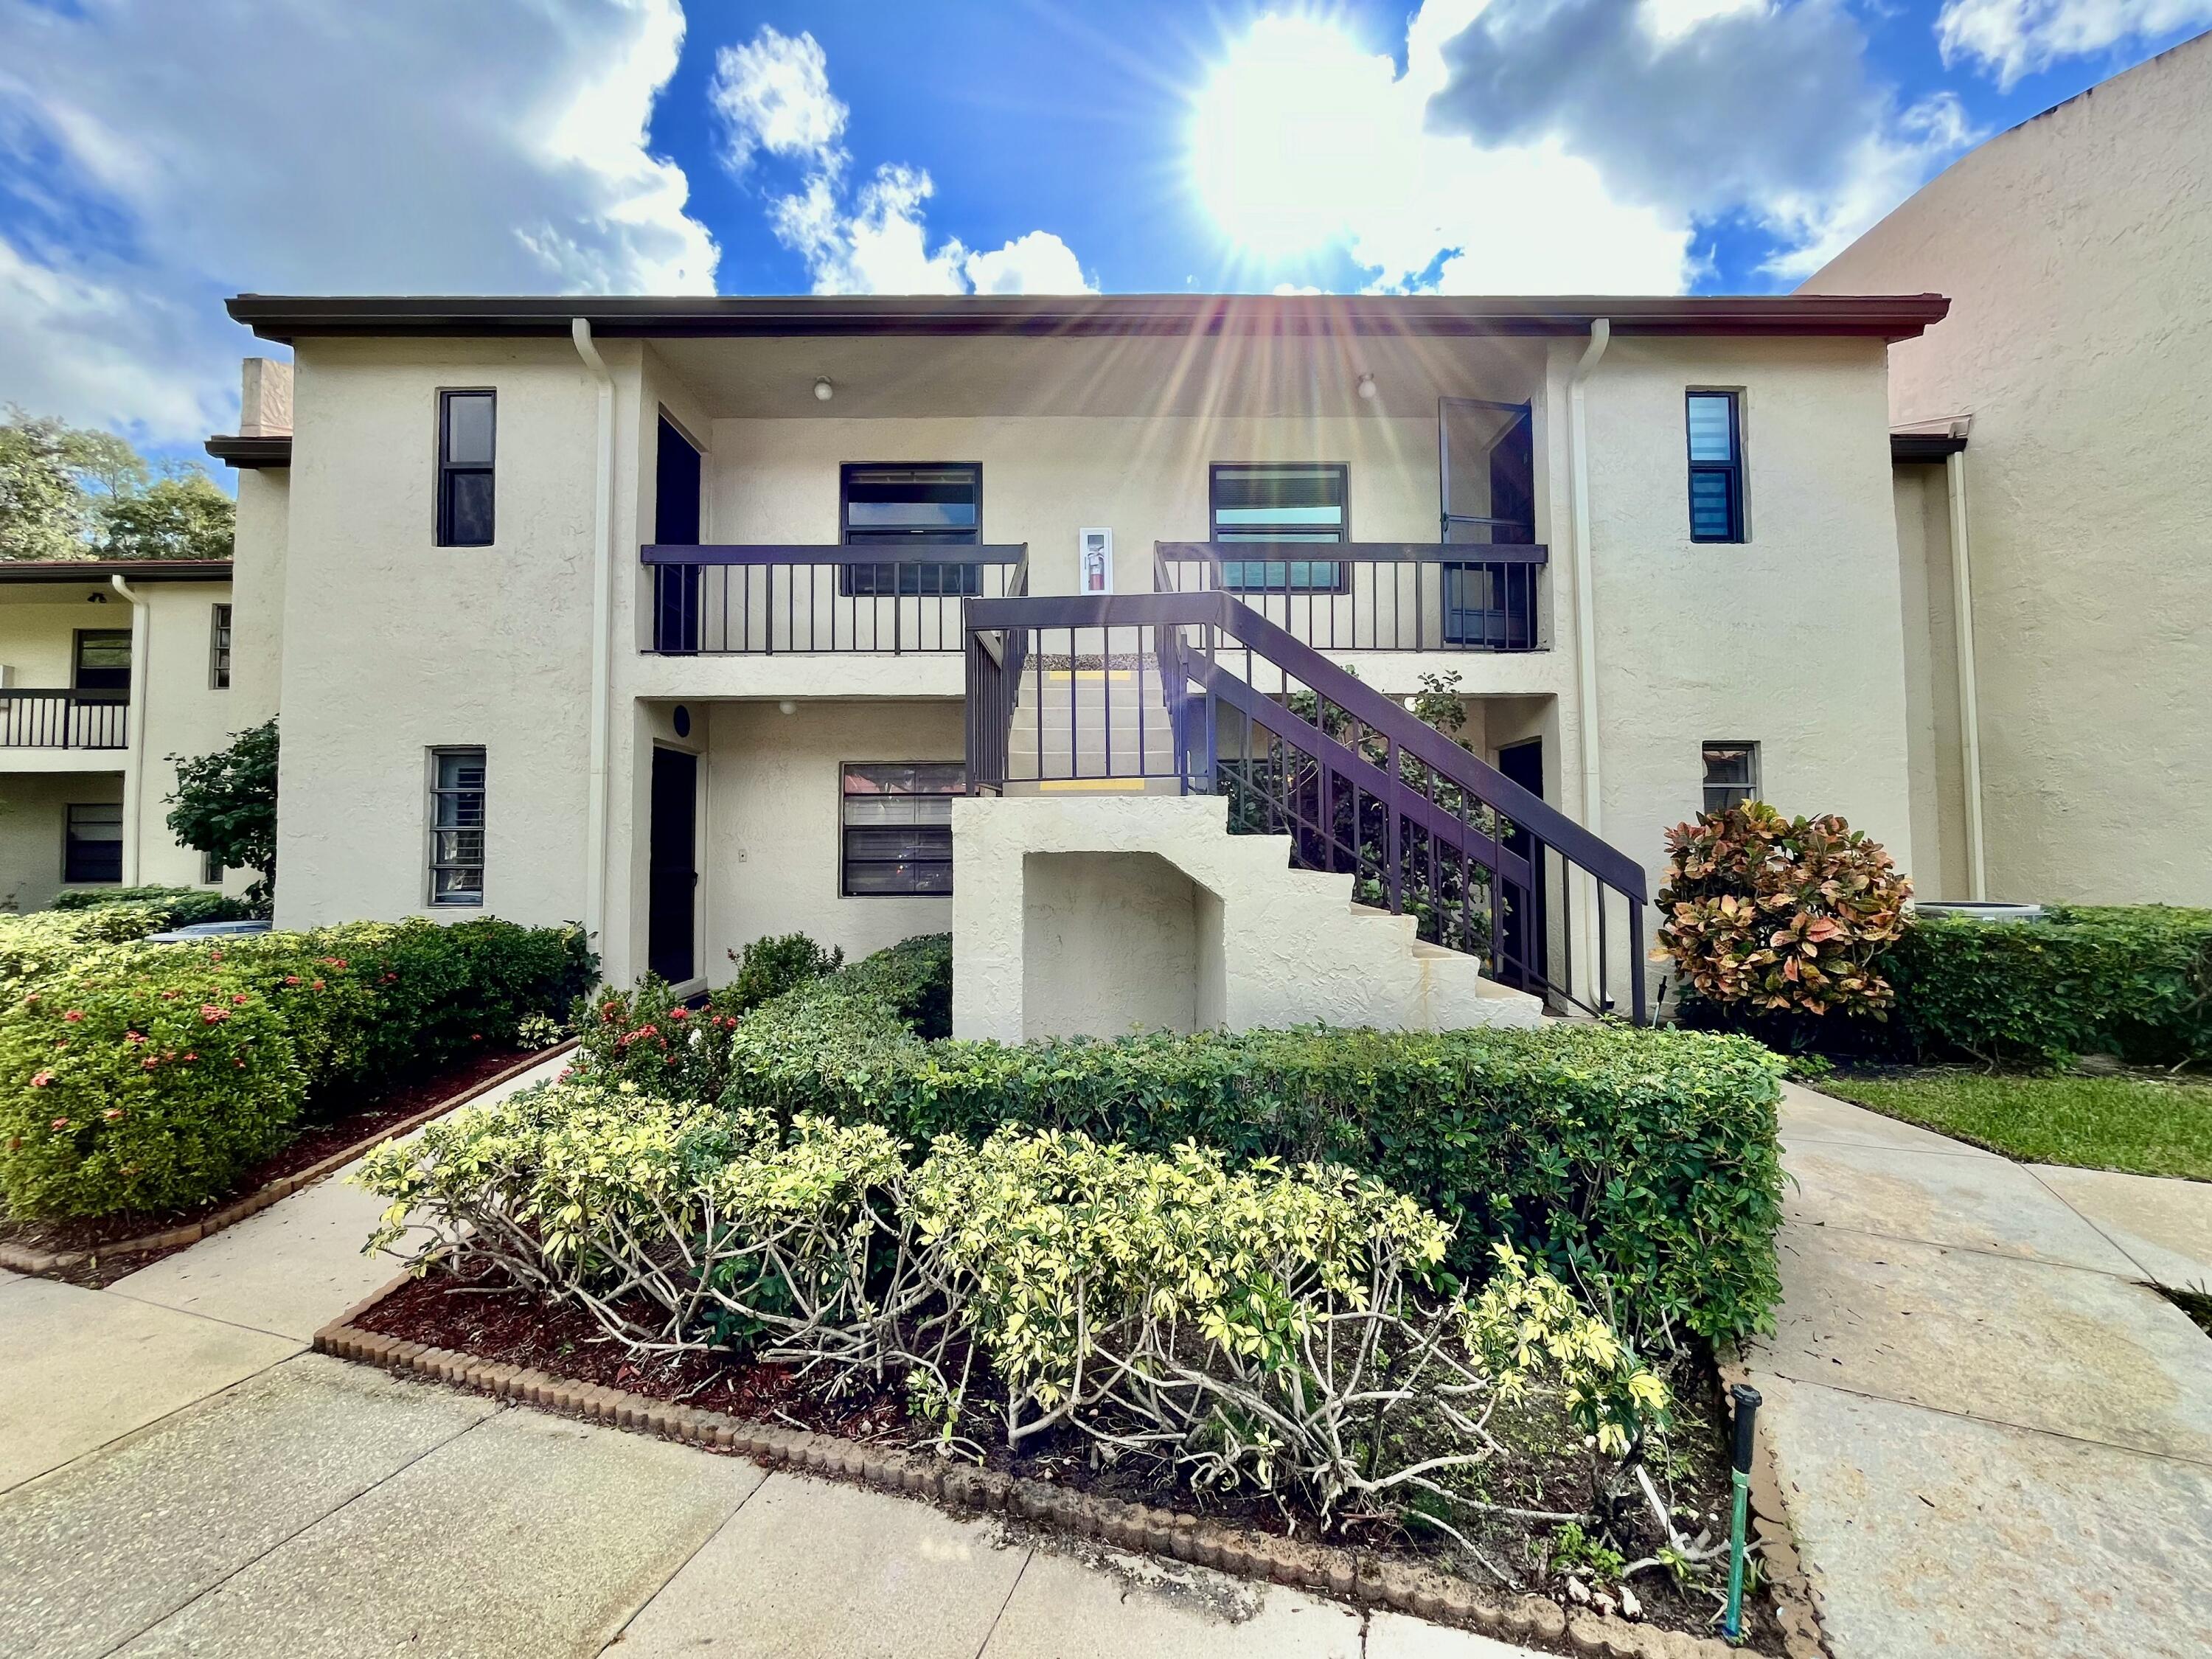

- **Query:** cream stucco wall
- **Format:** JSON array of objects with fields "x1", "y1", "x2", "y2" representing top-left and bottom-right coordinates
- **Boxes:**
[
  {"x1": 229, "y1": 469, "x2": 288, "y2": 726},
  {"x1": 698, "y1": 698, "x2": 963, "y2": 978},
  {"x1": 252, "y1": 320, "x2": 1918, "y2": 997},
  {"x1": 273, "y1": 338, "x2": 605, "y2": 931},
  {"x1": 1573, "y1": 335, "x2": 1918, "y2": 902},
  {"x1": 0, "y1": 576, "x2": 237, "y2": 905},
  {"x1": 1805, "y1": 34, "x2": 2212, "y2": 903}
]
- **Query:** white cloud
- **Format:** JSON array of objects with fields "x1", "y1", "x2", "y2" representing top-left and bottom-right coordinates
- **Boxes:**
[
  {"x1": 708, "y1": 25, "x2": 847, "y2": 174},
  {"x1": 711, "y1": 24, "x2": 1094, "y2": 296},
  {"x1": 0, "y1": 0, "x2": 716, "y2": 442},
  {"x1": 1937, "y1": 0, "x2": 2212, "y2": 86},
  {"x1": 1186, "y1": 1, "x2": 1978, "y2": 293}
]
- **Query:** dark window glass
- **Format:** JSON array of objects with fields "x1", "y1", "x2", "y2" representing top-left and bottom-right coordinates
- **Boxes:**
[
  {"x1": 1209, "y1": 464, "x2": 1347, "y2": 591},
  {"x1": 437, "y1": 390, "x2": 495, "y2": 546},
  {"x1": 73, "y1": 630, "x2": 132, "y2": 693},
  {"x1": 840, "y1": 464, "x2": 982, "y2": 597},
  {"x1": 841, "y1": 762, "x2": 962, "y2": 896},
  {"x1": 428, "y1": 746, "x2": 487, "y2": 905},
  {"x1": 1702, "y1": 741, "x2": 1759, "y2": 815},
  {"x1": 209, "y1": 603, "x2": 232, "y2": 689},
  {"x1": 64, "y1": 802, "x2": 123, "y2": 884},
  {"x1": 1686, "y1": 392, "x2": 1744, "y2": 543}
]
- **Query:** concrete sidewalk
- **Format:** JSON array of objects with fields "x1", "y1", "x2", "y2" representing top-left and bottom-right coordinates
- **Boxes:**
[
  {"x1": 1750, "y1": 1084, "x2": 2212, "y2": 1659},
  {"x1": 0, "y1": 1051, "x2": 1534, "y2": 1659}
]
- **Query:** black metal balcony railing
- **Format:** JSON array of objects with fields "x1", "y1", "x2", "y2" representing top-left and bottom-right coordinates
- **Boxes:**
[
  {"x1": 643, "y1": 544, "x2": 1028, "y2": 654},
  {"x1": 0, "y1": 691, "x2": 128, "y2": 750},
  {"x1": 1155, "y1": 540, "x2": 1546, "y2": 653},
  {"x1": 963, "y1": 590, "x2": 1647, "y2": 1022}
]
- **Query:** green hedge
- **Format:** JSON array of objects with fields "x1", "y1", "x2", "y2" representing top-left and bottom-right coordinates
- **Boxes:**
[
  {"x1": 51, "y1": 886, "x2": 254, "y2": 928},
  {"x1": 720, "y1": 968, "x2": 1785, "y2": 1346},
  {"x1": 1885, "y1": 905, "x2": 2212, "y2": 1070},
  {"x1": 0, "y1": 918, "x2": 594, "y2": 1220}
]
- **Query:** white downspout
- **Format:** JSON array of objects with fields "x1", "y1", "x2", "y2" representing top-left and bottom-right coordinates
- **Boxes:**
[
  {"x1": 1567, "y1": 321, "x2": 1610, "y2": 1007},
  {"x1": 1568, "y1": 320, "x2": 1610, "y2": 833},
  {"x1": 1944, "y1": 447, "x2": 1988, "y2": 900},
  {"x1": 110, "y1": 574, "x2": 150, "y2": 885},
  {"x1": 571, "y1": 318, "x2": 616, "y2": 956}
]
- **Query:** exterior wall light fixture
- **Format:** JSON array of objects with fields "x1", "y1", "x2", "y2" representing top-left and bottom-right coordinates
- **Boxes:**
[
  {"x1": 1356, "y1": 372, "x2": 1377, "y2": 401},
  {"x1": 813, "y1": 378, "x2": 835, "y2": 402}
]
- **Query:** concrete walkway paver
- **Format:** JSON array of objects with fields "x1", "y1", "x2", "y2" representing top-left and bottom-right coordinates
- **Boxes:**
[
  {"x1": 611, "y1": 1472, "x2": 1024, "y2": 1658},
  {"x1": 978, "y1": 1543, "x2": 1363, "y2": 1658},
  {"x1": 117, "y1": 1407, "x2": 765, "y2": 1659},
  {"x1": 2029, "y1": 1161, "x2": 2212, "y2": 1289},
  {"x1": 0, "y1": 1276, "x2": 302, "y2": 1492},
  {"x1": 1751, "y1": 1083, "x2": 2212, "y2": 1659},
  {"x1": 0, "y1": 1356, "x2": 497, "y2": 1659}
]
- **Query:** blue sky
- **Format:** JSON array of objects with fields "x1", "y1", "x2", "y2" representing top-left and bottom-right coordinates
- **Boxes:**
[{"x1": 1, "y1": 0, "x2": 2205, "y2": 463}]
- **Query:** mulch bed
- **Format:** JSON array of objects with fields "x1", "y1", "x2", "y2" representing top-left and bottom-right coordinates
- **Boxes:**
[
  {"x1": 355, "y1": 1259, "x2": 1790, "y2": 1655},
  {"x1": 1, "y1": 1045, "x2": 550, "y2": 1287}
]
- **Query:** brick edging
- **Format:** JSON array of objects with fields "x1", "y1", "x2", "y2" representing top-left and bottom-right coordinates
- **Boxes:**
[
  {"x1": 316, "y1": 1290, "x2": 1767, "y2": 1659},
  {"x1": 0, "y1": 1040, "x2": 575, "y2": 1276}
]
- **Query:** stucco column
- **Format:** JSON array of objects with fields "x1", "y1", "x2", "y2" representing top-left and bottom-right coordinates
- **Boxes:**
[{"x1": 950, "y1": 798, "x2": 1025, "y2": 1042}]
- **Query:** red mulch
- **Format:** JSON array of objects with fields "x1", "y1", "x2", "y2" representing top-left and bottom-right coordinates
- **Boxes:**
[
  {"x1": 1, "y1": 1046, "x2": 536, "y2": 1287},
  {"x1": 354, "y1": 1262, "x2": 1782, "y2": 1652}
]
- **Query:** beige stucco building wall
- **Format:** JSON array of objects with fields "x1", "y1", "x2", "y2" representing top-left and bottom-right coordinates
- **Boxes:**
[
  {"x1": 0, "y1": 574, "x2": 238, "y2": 907},
  {"x1": 243, "y1": 318, "x2": 1919, "y2": 997},
  {"x1": 1805, "y1": 34, "x2": 2212, "y2": 904}
]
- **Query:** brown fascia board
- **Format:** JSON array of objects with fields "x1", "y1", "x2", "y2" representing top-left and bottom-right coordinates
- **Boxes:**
[
  {"x1": 1890, "y1": 431, "x2": 1969, "y2": 462},
  {"x1": 0, "y1": 559, "x2": 233, "y2": 584},
  {"x1": 228, "y1": 291, "x2": 1950, "y2": 345},
  {"x1": 205, "y1": 434, "x2": 292, "y2": 468}
]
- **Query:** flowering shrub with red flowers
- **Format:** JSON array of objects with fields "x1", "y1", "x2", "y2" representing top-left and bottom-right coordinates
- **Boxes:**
[
  {"x1": 571, "y1": 975, "x2": 746, "y2": 1099},
  {"x1": 0, "y1": 917, "x2": 594, "y2": 1220},
  {"x1": 0, "y1": 967, "x2": 302, "y2": 1217},
  {"x1": 1655, "y1": 801, "x2": 1912, "y2": 1021}
]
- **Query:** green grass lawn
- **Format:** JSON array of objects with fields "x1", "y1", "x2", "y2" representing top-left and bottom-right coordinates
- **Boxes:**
[{"x1": 1823, "y1": 1068, "x2": 2212, "y2": 1181}]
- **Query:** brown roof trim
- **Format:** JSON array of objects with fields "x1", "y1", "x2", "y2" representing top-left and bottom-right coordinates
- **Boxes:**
[
  {"x1": 0, "y1": 559, "x2": 233, "y2": 585},
  {"x1": 1891, "y1": 432, "x2": 1969, "y2": 462},
  {"x1": 228, "y1": 291, "x2": 1950, "y2": 345},
  {"x1": 206, "y1": 434, "x2": 291, "y2": 469}
]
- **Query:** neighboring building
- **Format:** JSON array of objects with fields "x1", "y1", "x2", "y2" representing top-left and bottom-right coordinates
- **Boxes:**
[
  {"x1": 1806, "y1": 31, "x2": 2211, "y2": 907},
  {"x1": 0, "y1": 559, "x2": 238, "y2": 911},
  {"x1": 201, "y1": 290, "x2": 1942, "y2": 1032}
]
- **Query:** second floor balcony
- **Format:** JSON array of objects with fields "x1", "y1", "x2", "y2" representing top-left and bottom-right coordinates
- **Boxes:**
[
  {"x1": 644, "y1": 545, "x2": 1030, "y2": 655},
  {"x1": 0, "y1": 690, "x2": 128, "y2": 752}
]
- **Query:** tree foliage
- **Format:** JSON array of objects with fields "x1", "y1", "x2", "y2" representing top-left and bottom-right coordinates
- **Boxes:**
[
  {"x1": 0, "y1": 406, "x2": 234, "y2": 562},
  {"x1": 166, "y1": 719, "x2": 279, "y2": 905}
]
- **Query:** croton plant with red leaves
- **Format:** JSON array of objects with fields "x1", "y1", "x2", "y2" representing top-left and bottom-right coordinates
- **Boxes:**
[{"x1": 1655, "y1": 801, "x2": 1912, "y2": 1019}]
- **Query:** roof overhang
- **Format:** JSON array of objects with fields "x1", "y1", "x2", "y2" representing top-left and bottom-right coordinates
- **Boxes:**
[
  {"x1": 0, "y1": 560, "x2": 233, "y2": 585},
  {"x1": 228, "y1": 291, "x2": 1950, "y2": 346},
  {"x1": 205, "y1": 434, "x2": 291, "y2": 469},
  {"x1": 1890, "y1": 432, "x2": 1969, "y2": 462}
]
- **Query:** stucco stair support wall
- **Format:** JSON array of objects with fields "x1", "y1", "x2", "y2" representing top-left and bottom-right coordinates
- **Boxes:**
[{"x1": 951, "y1": 792, "x2": 1543, "y2": 1041}]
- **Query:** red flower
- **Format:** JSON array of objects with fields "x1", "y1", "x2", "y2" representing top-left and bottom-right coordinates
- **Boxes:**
[
  {"x1": 469, "y1": 1032, "x2": 481, "y2": 1041},
  {"x1": 311, "y1": 980, "x2": 325, "y2": 992},
  {"x1": 285, "y1": 975, "x2": 302, "y2": 986},
  {"x1": 49, "y1": 1116, "x2": 69, "y2": 1130},
  {"x1": 209, "y1": 950, "x2": 224, "y2": 962},
  {"x1": 125, "y1": 1031, "x2": 146, "y2": 1046},
  {"x1": 183, "y1": 1051, "x2": 198, "y2": 1062},
  {"x1": 669, "y1": 1006, "x2": 689, "y2": 1020},
  {"x1": 232, "y1": 993, "x2": 250, "y2": 1006},
  {"x1": 62, "y1": 1009, "x2": 84, "y2": 1023},
  {"x1": 102, "y1": 1107, "x2": 125, "y2": 1122},
  {"x1": 143, "y1": 1057, "x2": 160, "y2": 1071},
  {"x1": 29, "y1": 1071, "x2": 53, "y2": 1088},
  {"x1": 201, "y1": 1005, "x2": 230, "y2": 1024}
]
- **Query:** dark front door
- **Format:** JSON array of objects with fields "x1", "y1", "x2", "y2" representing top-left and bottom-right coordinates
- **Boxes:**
[
  {"x1": 1495, "y1": 738, "x2": 1548, "y2": 993},
  {"x1": 647, "y1": 745, "x2": 698, "y2": 984}
]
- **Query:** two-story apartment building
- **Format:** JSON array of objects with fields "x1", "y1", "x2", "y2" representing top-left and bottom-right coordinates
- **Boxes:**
[
  {"x1": 0, "y1": 558, "x2": 239, "y2": 911},
  {"x1": 197, "y1": 291, "x2": 1941, "y2": 1035}
]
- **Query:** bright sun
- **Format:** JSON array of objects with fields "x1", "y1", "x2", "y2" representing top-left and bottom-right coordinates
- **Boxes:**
[{"x1": 1191, "y1": 15, "x2": 1392, "y2": 258}]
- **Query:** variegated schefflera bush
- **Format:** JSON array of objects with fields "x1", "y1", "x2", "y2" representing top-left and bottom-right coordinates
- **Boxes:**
[
  {"x1": 1656, "y1": 800, "x2": 1912, "y2": 1019},
  {"x1": 358, "y1": 1080, "x2": 1671, "y2": 1531}
]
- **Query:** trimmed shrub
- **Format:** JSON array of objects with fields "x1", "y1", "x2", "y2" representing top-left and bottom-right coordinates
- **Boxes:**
[
  {"x1": 1885, "y1": 905, "x2": 2212, "y2": 1069},
  {"x1": 1657, "y1": 801, "x2": 1912, "y2": 1020},
  {"x1": 51, "y1": 886, "x2": 253, "y2": 928},
  {"x1": 721, "y1": 979, "x2": 1785, "y2": 1346},
  {"x1": 0, "y1": 917, "x2": 595, "y2": 1220},
  {"x1": 832, "y1": 931, "x2": 953, "y2": 1038},
  {"x1": 0, "y1": 966, "x2": 305, "y2": 1217},
  {"x1": 571, "y1": 975, "x2": 743, "y2": 1100},
  {"x1": 725, "y1": 932, "x2": 843, "y2": 1014},
  {"x1": 0, "y1": 905, "x2": 172, "y2": 990}
]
